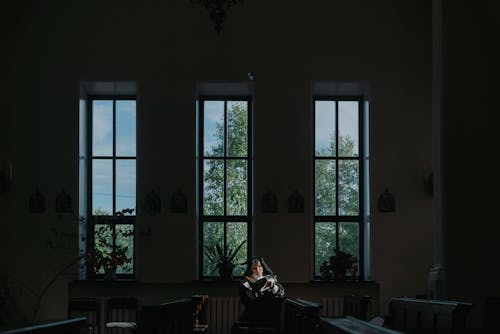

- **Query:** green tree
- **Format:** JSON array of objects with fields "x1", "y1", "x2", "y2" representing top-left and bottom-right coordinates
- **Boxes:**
[
  {"x1": 202, "y1": 101, "x2": 360, "y2": 277},
  {"x1": 202, "y1": 101, "x2": 248, "y2": 276},
  {"x1": 314, "y1": 134, "x2": 360, "y2": 276}
]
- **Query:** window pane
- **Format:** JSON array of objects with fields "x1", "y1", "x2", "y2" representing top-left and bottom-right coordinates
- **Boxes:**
[
  {"x1": 315, "y1": 160, "x2": 336, "y2": 215},
  {"x1": 315, "y1": 222, "x2": 336, "y2": 276},
  {"x1": 204, "y1": 101, "x2": 224, "y2": 157},
  {"x1": 338, "y1": 222, "x2": 359, "y2": 277},
  {"x1": 338, "y1": 160, "x2": 359, "y2": 215},
  {"x1": 92, "y1": 100, "x2": 113, "y2": 156},
  {"x1": 227, "y1": 222, "x2": 247, "y2": 276},
  {"x1": 315, "y1": 101, "x2": 336, "y2": 157},
  {"x1": 116, "y1": 100, "x2": 136, "y2": 156},
  {"x1": 203, "y1": 222, "x2": 224, "y2": 276},
  {"x1": 116, "y1": 160, "x2": 136, "y2": 215},
  {"x1": 338, "y1": 101, "x2": 359, "y2": 157},
  {"x1": 93, "y1": 159, "x2": 112, "y2": 215},
  {"x1": 227, "y1": 160, "x2": 247, "y2": 216},
  {"x1": 203, "y1": 159, "x2": 224, "y2": 215},
  {"x1": 227, "y1": 101, "x2": 248, "y2": 157},
  {"x1": 94, "y1": 224, "x2": 113, "y2": 274},
  {"x1": 116, "y1": 224, "x2": 134, "y2": 274}
]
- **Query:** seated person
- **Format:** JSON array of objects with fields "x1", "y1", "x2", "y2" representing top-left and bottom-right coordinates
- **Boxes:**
[{"x1": 237, "y1": 256, "x2": 285, "y2": 326}]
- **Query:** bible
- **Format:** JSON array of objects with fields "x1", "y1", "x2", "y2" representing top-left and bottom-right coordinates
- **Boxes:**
[{"x1": 243, "y1": 275, "x2": 277, "y2": 298}]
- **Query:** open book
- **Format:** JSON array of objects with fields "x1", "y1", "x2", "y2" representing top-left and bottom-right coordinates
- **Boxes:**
[{"x1": 243, "y1": 275, "x2": 276, "y2": 297}]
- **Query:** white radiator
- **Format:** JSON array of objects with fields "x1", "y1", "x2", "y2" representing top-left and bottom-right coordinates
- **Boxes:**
[
  {"x1": 320, "y1": 296, "x2": 345, "y2": 317},
  {"x1": 206, "y1": 296, "x2": 244, "y2": 334}
]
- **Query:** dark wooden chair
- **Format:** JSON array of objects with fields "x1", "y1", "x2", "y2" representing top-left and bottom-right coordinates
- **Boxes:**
[
  {"x1": 106, "y1": 297, "x2": 139, "y2": 334},
  {"x1": 343, "y1": 295, "x2": 372, "y2": 320},
  {"x1": 68, "y1": 297, "x2": 100, "y2": 334}
]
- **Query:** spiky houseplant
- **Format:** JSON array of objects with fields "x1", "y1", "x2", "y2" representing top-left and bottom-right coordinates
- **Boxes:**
[{"x1": 205, "y1": 240, "x2": 246, "y2": 280}]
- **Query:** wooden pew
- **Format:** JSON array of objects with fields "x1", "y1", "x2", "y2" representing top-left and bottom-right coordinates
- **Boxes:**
[
  {"x1": 321, "y1": 316, "x2": 404, "y2": 334},
  {"x1": 0, "y1": 317, "x2": 87, "y2": 334},
  {"x1": 137, "y1": 298, "x2": 193, "y2": 334},
  {"x1": 386, "y1": 297, "x2": 472, "y2": 334},
  {"x1": 284, "y1": 298, "x2": 322, "y2": 334}
]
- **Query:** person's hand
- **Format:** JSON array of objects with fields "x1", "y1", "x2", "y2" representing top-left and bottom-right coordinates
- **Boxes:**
[{"x1": 265, "y1": 279, "x2": 274, "y2": 288}]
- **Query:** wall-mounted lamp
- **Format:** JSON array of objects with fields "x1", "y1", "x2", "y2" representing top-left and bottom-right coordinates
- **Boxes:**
[
  {"x1": 262, "y1": 189, "x2": 278, "y2": 213},
  {"x1": 378, "y1": 189, "x2": 395, "y2": 212},
  {"x1": 423, "y1": 166, "x2": 433, "y2": 197}
]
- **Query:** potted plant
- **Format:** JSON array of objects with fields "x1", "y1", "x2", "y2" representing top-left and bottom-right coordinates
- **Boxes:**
[
  {"x1": 205, "y1": 240, "x2": 246, "y2": 280},
  {"x1": 328, "y1": 249, "x2": 357, "y2": 281},
  {"x1": 319, "y1": 260, "x2": 332, "y2": 280},
  {"x1": 91, "y1": 235, "x2": 130, "y2": 280},
  {"x1": 88, "y1": 209, "x2": 134, "y2": 279}
]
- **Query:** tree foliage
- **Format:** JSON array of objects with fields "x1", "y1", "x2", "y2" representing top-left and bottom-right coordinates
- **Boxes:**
[
  {"x1": 201, "y1": 101, "x2": 361, "y2": 278},
  {"x1": 91, "y1": 208, "x2": 134, "y2": 274},
  {"x1": 203, "y1": 102, "x2": 249, "y2": 276},
  {"x1": 314, "y1": 134, "x2": 360, "y2": 276}
]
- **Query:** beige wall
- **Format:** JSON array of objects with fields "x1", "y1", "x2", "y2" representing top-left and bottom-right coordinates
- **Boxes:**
[{"x1": 1, "y1": 0, "x2": 436, "y2": 324}]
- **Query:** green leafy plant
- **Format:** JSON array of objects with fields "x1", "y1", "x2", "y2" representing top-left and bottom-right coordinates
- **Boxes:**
[
  {"x1": 205, "y1": 240, "x2": 246, "y2": 279},
  {"x1": 87, "y1": 208, "x2": 134, "y2": 274},
  {"x1": 326, "y1": 248, "x2": 357, "y2": 280}
]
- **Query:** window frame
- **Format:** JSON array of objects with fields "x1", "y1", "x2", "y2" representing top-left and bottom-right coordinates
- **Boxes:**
[
  {"x1": 86, "y1": 95, "x2": 137, "y2": 280},
  {"x1": 312, "y1": 95, "x2": 366, "y2": 280},
  {"x1": 197, "y1": 96, "x2": 253, "y2": 280}
]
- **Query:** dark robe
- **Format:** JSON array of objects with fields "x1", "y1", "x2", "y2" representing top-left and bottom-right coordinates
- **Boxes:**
[
  {"x1": 237, "y1": 257, "x2": 285, "y2": 327},
  {"x1": 239, "y1": 274, "x2": 285, "y2": 324}
]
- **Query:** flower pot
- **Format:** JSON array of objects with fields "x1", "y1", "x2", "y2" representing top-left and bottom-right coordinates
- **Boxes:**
[
  {"x1": 104, "y1": 266, "x2": 117, "y2": 280},
  {"x1": 332, "y1": 267, "x2": 347, "y2": 281},
  {"x1": 218, "y1": 262, "x2": 235, "y2": 281}
]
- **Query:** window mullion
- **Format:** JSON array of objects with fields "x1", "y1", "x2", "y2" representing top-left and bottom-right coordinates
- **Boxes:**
[
  {"x1": 223, "y1": 100, "x2": 228, "y2": 252},
  {"x1": 88, "y1": 98, "x2": 93, "y2": 219},
  {"x1": 112, "y1": 99, "x2": 117, "y2": 217},
  {"x1": 335, "y1": 100, "x2": 340, "y2": 251},
  {"x1": 358, "y1": 97, "x2": 365, "y2": 279}
]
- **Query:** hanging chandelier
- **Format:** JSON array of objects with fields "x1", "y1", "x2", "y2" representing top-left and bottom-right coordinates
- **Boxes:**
[{"x1": 191, "y1": 0, "x2": 243, "y2": 34}]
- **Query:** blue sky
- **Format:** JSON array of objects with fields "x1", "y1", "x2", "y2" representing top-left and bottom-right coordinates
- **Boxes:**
[
  {"x1": 203, "y1": 101, "x2": 224, "y2": 156},
  {"x1": 315, "y1": 100, "x2": 359, "y2": 156},
  {"x1": 92, "y1": 100, "x2": 136, "y2": 214}
]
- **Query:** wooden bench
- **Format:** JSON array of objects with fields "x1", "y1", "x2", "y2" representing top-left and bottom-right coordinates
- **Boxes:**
[
  {"x1": 0, "y1": 317, "x2": 87, "y2": 334},
  {"x1": 284, "y1": 298, "x2": 322, "y2": 334},
  {"x1": 321, "y1": 316, "x2": 404, "y2": 334},
  {"x1": 386, "y1": 297, "x2": 472, "y2": 334}
]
